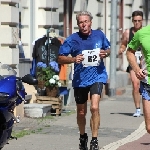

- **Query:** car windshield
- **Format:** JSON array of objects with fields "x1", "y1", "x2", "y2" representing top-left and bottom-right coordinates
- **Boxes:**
[{"x1": 0, "y1": 63, "x2": 17, "y2": 77}]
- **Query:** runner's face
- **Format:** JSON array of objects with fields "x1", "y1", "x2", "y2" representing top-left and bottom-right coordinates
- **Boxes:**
[
  {"x1": 132, "y1": 16, "x2": 143, "y2": 30},
  {"x1": 77, "y1": 15, "x2": 92, "y2": 35}
]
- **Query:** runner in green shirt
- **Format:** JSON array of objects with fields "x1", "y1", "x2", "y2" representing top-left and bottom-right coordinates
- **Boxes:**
[{"x1": 127, "y1": 25, "x2": 150, "y2": 134}]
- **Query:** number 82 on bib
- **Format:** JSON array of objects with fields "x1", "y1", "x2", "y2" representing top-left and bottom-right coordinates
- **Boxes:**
[{"x1": 82, "y1": 49, "x2": 100, "y2": 67}]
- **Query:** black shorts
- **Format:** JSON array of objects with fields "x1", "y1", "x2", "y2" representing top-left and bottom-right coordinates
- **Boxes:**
[{"x1": 74, "y1": 82, "x2": 103, "y2": 104}]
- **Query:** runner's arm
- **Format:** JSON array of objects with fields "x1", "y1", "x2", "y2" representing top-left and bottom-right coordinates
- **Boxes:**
[
  {"x1": 127, "y1": 48, "x2": 145, "y2": 80},
  {"x1": 58, "y1": 39, "x2": 76, "y2": 64},
  {"x1": 119, "y1": 30, "x2": 128, "y2": 54},
  {"x1": 101, "y1": 33, "x2": 111, "y2": 57},
  {"x1": 126, "y1": 48, "x2": 138, "y2": 72},
  {"x1": 58, "y1": 54, "x2": 85, "y2": 64},
  {"x1": 58, "y1": 55, "x2": 76, "y2": 64}
]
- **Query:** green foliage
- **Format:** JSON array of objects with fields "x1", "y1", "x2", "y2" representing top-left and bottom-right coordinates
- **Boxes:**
[
  {"x1": 37, "y1": 66, "x2": 58, "y2": 88},
  {"x1": 11, "y1": 130, "x2": 31, "y2": 138},
  {"x1": 12, "y1": 128, "x2": 44, "y2": 138}
]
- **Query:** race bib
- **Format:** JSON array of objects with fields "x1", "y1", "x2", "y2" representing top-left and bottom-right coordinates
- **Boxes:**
[
  {"x1": 82, "y1": 49, "x2": 100, "y2": 67},
  {"x1": 135, "y1": 51, "x2": 142, "y2": 64}
]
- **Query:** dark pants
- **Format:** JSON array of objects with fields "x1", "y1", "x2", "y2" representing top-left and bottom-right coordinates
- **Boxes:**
[{"x1": 74, "y1": 82, "x2": 103, "y2": 104}]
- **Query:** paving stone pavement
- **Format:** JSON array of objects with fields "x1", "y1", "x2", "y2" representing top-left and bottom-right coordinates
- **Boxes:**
[{"x1": 2, "y1": 85, "x2": 146, "y2": 150}]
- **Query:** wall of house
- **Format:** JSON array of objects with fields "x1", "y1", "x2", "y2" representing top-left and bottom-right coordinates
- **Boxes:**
[
  {"x1": 0, "y1": 0, "x2": 19, "y2": 65},
  {"x1": 20, "y1": 0, "x2": 60, "y2": 59},
  {"x1": 0, "y1": 0, "x2": 149, "y2": 106},
  {"x1": 0, "y1": 0, "x2": 149, "y2": 68}
]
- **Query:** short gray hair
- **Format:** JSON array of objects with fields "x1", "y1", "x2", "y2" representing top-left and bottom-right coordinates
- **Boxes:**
[{"x1": 76, "y1": 11, "x2": 93, "y2": 21}]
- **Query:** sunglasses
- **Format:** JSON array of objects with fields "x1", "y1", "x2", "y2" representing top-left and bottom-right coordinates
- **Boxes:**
[{"x1": 133, "y1": 20, "x2": 142, "y2": 22}]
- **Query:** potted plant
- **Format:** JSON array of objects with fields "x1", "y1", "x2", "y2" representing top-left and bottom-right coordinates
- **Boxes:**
[{"x1": 36, "y1": 61, "x2": 61, "y2": 97}]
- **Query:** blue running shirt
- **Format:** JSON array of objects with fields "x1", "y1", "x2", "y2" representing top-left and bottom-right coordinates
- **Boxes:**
[{"x1": 59, "y1": 30, "x2": 110, "y2": 87}]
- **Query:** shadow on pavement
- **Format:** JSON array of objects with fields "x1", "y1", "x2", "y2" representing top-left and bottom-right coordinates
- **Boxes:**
[
  {"x1": 110, "y1": 112, "x2": 144, "y2": 117},
  {"x1": 141, "y1": 142, "x2": 150, "y2": 145}
]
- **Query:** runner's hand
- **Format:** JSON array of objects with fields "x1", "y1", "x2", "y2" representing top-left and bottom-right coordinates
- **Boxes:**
[
  {"x1": 99, "y1": 50, "x2": 107, "y2": 59},
  {"x1": 118, "y1": 48, "x2": 124, "y2": 55},
  {"x1": 135, "y1": 69, "x2": 146, "y2": 80},
  {"x1": 75, "y1": 54, "x2": 84, "y2": 63}
]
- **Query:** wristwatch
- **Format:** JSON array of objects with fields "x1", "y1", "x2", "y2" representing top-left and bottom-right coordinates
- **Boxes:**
[{"x1": 105, "y1": 52, "x2": 109, "y2": 57}]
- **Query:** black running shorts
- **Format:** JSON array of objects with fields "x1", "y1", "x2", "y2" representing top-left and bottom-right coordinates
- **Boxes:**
[{"x1": 74, "y1": 82, "x2": 103, "y2": 104}]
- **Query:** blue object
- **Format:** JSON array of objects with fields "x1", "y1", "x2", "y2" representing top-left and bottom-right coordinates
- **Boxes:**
[
  {"x1": 37, "y1": 62, "x2": 47, "y2": 68},
  {"x1": 30, "y1": 59, "x2": 36, "y2": 77},
  {"x1": 59, "y1": 30, "x2": 110, "y2": 87},
  {"x1": 0, "y1": 68, "x2": 37, "y2": 149},
  {"x1": 49, "y1": 61, "x2": 60, "y2": 72},
  {"x1": 0, "y1": 75, "x2": 26, "y2": 149},
  {"x1": 59, "y1": 87, "x2": 68, "y2": 95}
]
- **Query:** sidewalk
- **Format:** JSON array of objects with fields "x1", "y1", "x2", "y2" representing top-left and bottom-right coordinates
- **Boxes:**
[{"x1": 3, "y1": 85, "x2": 146, "y2": 150}]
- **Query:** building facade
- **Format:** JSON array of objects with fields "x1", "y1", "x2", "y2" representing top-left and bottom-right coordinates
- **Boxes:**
[
  {"x1": 0, "y1": 0, "x2": 149, "y2": 117},
  {"x1": 0, "y1": 0, "x2": 150, "y2": 75}
]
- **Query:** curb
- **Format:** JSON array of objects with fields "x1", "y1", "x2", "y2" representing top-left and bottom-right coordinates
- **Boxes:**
[{"x1": 100, "y1": 121, "x2": 146, "y2": 150}]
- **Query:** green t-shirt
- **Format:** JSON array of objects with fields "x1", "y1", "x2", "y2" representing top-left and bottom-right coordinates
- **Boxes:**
[{"x1": 128, "y1": 25, "x2": 150, "y2": 84}]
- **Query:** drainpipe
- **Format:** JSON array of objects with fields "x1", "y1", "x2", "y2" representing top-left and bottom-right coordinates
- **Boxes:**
[
  {"x1": 66, "y1": 0, "x2": 69, "y2": 37},
  {"x1": 109, "y1": 0, "x2": 118, "y2": 97},
  {"x1": 144, "y1": 0, "x2": 150, "y2": 25},
  {"x1": 63, "y1": 0, "x2": 67, "y2": 37},
  {"x1": 30, "y1": 0, "x2": 35, "y2": 59},
  {"x1": 63, "y1": 0, "x2": 71, "y2": 37},
  {"x1": 118, "y1": 0, "x2": 124, "y2": 70},
  {"x1": 69, "y1": 0, "x2": 72, "y2": 35},
  {"x1": 104, "y1": 0, "x2": 106, "y2": 34}
]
